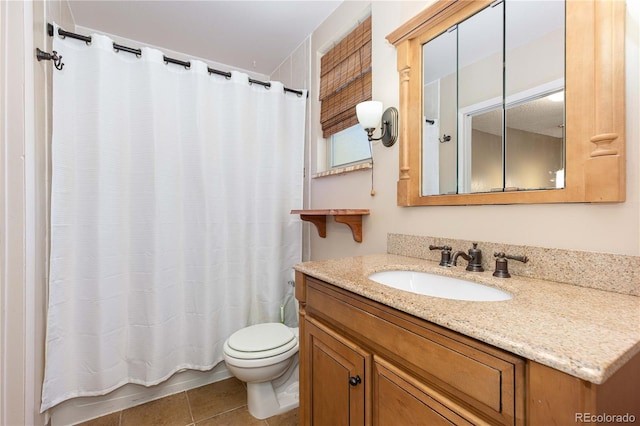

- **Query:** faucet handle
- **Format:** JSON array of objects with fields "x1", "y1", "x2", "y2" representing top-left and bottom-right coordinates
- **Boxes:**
[
  {"x1": 429, "y1": 245, "x2": 452, "y2": 267},
  {"x1": 494, "y1": 252, "x2": 529, "y2": 263},
  {"x1": 493, "y1": 252, "x2": 529, "y2": 278}
]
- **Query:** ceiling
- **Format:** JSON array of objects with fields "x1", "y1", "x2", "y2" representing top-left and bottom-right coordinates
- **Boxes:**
[{"x1": 68, "y1": 1, "x2": 343, "y2": 76}]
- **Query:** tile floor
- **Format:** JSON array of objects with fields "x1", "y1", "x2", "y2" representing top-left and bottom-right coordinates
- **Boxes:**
[{"x1": 76, "y1": 377, "x2": 298, "y2": 426}]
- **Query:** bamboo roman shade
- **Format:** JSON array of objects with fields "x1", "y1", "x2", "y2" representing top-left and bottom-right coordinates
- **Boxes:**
[{"x1": 320, "y1": 16, "x2": 372, "y2": 138}]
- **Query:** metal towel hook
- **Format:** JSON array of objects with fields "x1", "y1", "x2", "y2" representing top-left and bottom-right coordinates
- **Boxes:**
[
  {"x1": 36, "y1": 48, "x2": 64, "y2": 70},
  {"x1": 439, "y1": 134, "x2": 451, "y2": 143}
]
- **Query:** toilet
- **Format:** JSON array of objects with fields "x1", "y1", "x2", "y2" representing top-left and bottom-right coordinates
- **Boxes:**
[{"x1": 223, "y1": 322, "x2": 299, "y2": 419}]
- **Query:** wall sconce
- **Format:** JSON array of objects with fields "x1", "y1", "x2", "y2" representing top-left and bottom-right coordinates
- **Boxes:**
[{"x1": 356, "y1": 101, "x2": 398, "y2": 147}]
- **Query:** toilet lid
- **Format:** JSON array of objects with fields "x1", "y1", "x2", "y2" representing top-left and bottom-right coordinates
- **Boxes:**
[{"x1": 227, "y1": 323, "x2": 295, "y2": 353}]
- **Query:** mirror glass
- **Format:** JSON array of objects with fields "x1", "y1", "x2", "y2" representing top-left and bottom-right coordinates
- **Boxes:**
[
  {"x1": 421, "y1": 0, "x2": 565, "y2": 196},
  {"x1": 505, "y1": 0, "x2": 565, "y2": 191},
  {"x1": 458, "y1": 2, "x2": 503, "y2": 194},
  {"x1": 422, "y1": 28, "x2": 457, "y2": 196}
]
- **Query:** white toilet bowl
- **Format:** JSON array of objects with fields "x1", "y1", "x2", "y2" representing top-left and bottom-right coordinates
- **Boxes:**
[{"x1": 223, "y1": 322, "x2": 299, "y2": 419}]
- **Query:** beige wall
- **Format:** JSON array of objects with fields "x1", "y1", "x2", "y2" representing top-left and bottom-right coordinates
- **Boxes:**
[
  {"x1": 304, "y1": 0, "x2": 640, "y2": 260},
  {"x1": 471, "y1": 130, "x2": 502, "y2": 192},
  {"x1": 505, "y1": 128, "x2": 563, "y2": 190}
]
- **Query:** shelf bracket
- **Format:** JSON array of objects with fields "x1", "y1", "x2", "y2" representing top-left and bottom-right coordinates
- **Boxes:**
[
  {"x1": 334, "y1": 214, "x2": 364, "y2": 243},
  {"x1": 299, "y1": 214, "x2": 327, "y2": 238},
  {"x1": 291, "y1": 209, "x2": 370, "y2": 243}
]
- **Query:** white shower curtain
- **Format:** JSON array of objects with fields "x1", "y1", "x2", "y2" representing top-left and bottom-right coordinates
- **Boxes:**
[{"x1": 41, "y1": 29, "x2": 306, "y2": 411}]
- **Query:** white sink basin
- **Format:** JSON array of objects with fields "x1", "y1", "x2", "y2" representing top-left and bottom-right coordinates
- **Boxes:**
[{"x1": 368, "y1": 270, "x2": 512, "y2": 302}]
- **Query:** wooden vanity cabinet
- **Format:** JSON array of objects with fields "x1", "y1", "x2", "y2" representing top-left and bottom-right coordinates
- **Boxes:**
[
  {"x1": 298, "y1": 274, "x2": 525, "y2": 425},
  {"x1": 297, "y1": 272, "x2": 640, "y2": 426},
  {"x1": 304, "y1": 319, "x2": 369, "y2": 425},
  {"x1": 372, "y1": 357, "x2": 478, "y2": 426},
  {"x1": 296, "y1": 272, "x2": 640, "y2": 426}
]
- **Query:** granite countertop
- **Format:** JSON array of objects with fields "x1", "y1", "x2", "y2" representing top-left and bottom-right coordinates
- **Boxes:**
[{"x1": 294, "y1": 253, "x2": 640, "y2": 385}]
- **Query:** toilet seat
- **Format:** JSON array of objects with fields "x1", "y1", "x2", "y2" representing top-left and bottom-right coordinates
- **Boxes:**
[{"x1": 225, "y1": 323, "x2": 297, "y2": 360}]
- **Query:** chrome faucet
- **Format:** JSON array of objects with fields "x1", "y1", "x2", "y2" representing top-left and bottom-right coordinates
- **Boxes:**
[{"x1": 450, "y1": 243, "x2": 484, "y2": 272}]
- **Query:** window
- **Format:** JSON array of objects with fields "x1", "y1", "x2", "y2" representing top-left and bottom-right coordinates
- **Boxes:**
[
  {"x1": 319, "y1": 16, "x2": 372, "y2": 170},
  {"x1": 330, "y1": 125, "x2": 371, "y2": 168}
]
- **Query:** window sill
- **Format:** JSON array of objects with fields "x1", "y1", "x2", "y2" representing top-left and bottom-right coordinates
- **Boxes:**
[{"x1": 312, "y1": 162, "x2": 372, "y2": 179}]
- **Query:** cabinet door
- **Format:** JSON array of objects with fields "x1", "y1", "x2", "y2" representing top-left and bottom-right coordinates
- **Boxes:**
[
  {"x1": 373, "y1": 357, "x2": 478, "y2": 426},
  {"x1": 304, "y1": 318, "x2": 370, "y2": 426}
]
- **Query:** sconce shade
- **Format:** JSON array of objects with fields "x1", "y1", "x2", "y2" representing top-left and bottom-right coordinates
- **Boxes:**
[{"x1": 356, "y1": 101, "x2": 383, "y2": 129}]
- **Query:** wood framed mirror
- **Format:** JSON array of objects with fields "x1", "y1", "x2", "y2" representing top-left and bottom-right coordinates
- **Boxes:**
[{"x1": 387, "y1": 0, "x2": 625, "y2": 206}]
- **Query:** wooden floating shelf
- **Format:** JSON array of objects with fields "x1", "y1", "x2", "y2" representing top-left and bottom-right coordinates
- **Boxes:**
[{"x1": 291, "y1": 209, "x2": 370, "y2": 243}]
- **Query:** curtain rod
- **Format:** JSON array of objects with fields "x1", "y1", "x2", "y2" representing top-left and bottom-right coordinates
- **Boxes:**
[{"x1": 46, "y1": 23, "x2": 307, "y2": 98}]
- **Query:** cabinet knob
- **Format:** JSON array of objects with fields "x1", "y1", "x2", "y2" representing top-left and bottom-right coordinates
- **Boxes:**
[{"x1": 349, "y1": 375, "x2": 362, "y2": 386}]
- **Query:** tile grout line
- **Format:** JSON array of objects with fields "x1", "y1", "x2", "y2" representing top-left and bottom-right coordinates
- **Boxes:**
[
  {"x1": 184, "y1": 390, "x2": 195, "y2": 425},
  {"x1": 196, "y1": 405, "x2": 250, "y2": 424}
]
